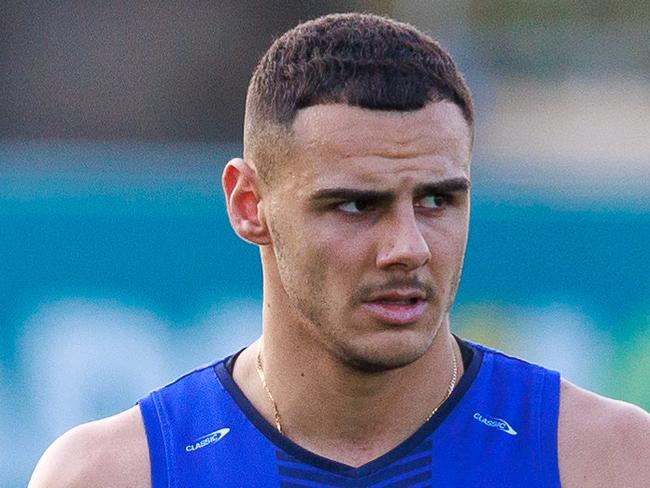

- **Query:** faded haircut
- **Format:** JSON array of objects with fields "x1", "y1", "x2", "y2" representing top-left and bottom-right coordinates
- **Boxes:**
[{"x1": 243, "y1": 12, "x2": 473, "y2": 185}]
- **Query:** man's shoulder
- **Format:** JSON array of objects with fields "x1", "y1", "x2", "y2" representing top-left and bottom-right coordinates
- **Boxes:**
[
  {"x1": 28, "y1": 405, "x2": 150, "y2": 488},
  {"x1": 559, "y1": 379, "x2": 650, "y2": 488}
]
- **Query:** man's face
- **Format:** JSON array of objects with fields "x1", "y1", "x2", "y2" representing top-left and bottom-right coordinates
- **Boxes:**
[{"x1": 262, "y1": 101, "x2": 472, "y2": 371}]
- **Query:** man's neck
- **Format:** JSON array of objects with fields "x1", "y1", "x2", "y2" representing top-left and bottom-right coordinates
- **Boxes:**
[{"x1": 232, "y1": 322, "x2": 464, "y2": 467}]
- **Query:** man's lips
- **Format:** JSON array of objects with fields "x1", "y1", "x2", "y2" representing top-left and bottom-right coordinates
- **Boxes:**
[
  {"x1": 364, "y1": 289, "x2": 427, "y2": 302},
  {"x1": 361, "y1": 290, "x2": 429, "y2": 324}
]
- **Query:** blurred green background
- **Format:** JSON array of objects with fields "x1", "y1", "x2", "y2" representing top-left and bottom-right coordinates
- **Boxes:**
[{"x1": 2, "y1": 1, "x2": 649, "y2": 486}]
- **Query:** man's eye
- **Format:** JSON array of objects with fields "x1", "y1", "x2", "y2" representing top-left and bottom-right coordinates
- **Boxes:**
[
  {"x1": 337, "y1": 200, "x2": 373, "y2": 214},
  {"x1": 418, "y1": 194, "x2": 449, "y2": 209}
]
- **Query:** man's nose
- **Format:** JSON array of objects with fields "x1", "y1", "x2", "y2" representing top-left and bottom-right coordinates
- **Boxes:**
[{"x1": 375, "y1": 207, "x2": 431, "y2": 271}]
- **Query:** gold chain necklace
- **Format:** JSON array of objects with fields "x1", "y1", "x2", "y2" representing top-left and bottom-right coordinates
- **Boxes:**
[
  {"x1": 425, "y1": 344, "x2": 458, "y2": 422},
  {"x1": 255, "y1": 345, "x2": 284, "y2": 433},
  {"x1": 255, "y1": 342, "x2": 458, "y2": 434}
]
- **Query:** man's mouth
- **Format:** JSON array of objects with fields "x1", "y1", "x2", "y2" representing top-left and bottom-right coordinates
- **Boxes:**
[
  {"x1": 373, "y1": 297, "x2": 421, "y2": 305},
  {"x1": 361, "y1": 293, "x2": 428, "y2": 324}
]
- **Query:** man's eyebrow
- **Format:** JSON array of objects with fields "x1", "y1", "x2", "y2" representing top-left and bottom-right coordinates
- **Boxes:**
[
  {"x1": 413, "y1": 177, "x2": 471, "y2": 195},
  {"x1": 309, "y1": 188, "x2": 392, "y2": 201},
  {"x1": 309, "y1": 177, "x2": 471, "y2": 202}
]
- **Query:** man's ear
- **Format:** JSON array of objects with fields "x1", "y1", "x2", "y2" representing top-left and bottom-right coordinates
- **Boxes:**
[{"x1": 222, "y1": 158, "x2": 271, "y2": 245}]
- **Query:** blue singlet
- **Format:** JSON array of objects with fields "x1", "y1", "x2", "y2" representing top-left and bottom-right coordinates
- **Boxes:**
[{"x1": 138, "y1": 339, "x2": 561, "y2": 487}]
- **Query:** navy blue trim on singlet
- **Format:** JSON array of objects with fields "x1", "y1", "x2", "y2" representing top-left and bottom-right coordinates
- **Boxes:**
[
  {"x1": 540, "y1": 366, "x2": 562, "y2": 488},
  {"x1": 138, "y1": 390, "x2": 169, "y2": 488},
  {"x1": 214, "y1": 338, "x2": 484, "y2": 478}
]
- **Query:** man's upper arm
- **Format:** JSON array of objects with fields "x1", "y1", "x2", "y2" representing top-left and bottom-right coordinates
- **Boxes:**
[
  {"x1": 28, "y1": 405, "x2": 151, "y2": 488},
  {"x1": 559, "y1": 379, "x2": 650, "y2": 488}
]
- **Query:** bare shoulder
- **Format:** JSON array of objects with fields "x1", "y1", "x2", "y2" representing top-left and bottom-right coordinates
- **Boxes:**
[
  {"x1": 28, "y1": 405, "x2": 150, "y2": 488},
  {"x1": 559, "y1": 379, "x2": 650, "y2": 488}
]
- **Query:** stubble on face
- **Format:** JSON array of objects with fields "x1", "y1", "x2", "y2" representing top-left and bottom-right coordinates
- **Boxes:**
[
  {"x1": 269, "y1": 216, "x2": 385, "y2": 372},
  {"x1": 261, "y1": 101, "x2": 471, "y2": 374},
  {"x1": 267, "y1": 208, "x2": 460, "y2": 374}
]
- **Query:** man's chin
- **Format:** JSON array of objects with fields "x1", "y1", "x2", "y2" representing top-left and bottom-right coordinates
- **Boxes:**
[
  {"x1": 343, "y1": 354, "x2": 420, "y2": 373},
  {"x1": 334, "y1": 338, "x2": 431, "y2": 373}
]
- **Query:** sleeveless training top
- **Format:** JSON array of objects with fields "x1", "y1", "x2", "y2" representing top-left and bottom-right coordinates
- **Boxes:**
[{"x1": 138, "y1": 339, "x2": 561, "y2": 487}]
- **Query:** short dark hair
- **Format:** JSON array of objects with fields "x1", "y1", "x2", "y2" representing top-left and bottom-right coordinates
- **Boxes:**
[{"x1": 244, "y1": 13, "x2": 473, "y2": 184}]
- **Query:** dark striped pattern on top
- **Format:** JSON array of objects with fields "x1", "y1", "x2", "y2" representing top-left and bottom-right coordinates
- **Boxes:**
[{"x1": 277, "y1": 439, "x2": 433, "y2": 487}]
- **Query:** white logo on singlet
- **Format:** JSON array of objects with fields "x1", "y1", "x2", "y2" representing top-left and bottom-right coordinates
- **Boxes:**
[
  {"x1": 473, "y1": 412, "x2": 518, "y2": 436},
  {"x1": 185, "y1": 428, "x2": 230, "y2": 452}
]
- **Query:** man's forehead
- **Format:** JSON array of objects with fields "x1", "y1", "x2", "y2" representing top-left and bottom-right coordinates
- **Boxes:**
[
  {"x1": 275, "y1": 103, "x2": 469, "y2": 191},
  {"x1": 290, "y1": 101, "x2": 472, "y2": 158},
  {"x1": 308, "y1": 159, "x2": 466, "y2": 186}
]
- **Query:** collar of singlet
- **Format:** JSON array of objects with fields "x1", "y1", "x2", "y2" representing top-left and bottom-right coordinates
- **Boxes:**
[{"x1": 215, "y1": 335, "x2": 483, "y2": 477}]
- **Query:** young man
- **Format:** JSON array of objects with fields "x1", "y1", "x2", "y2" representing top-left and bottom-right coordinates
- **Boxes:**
[{"x1": 30, "y1": 13, "x2": 650, "y2": 488}]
